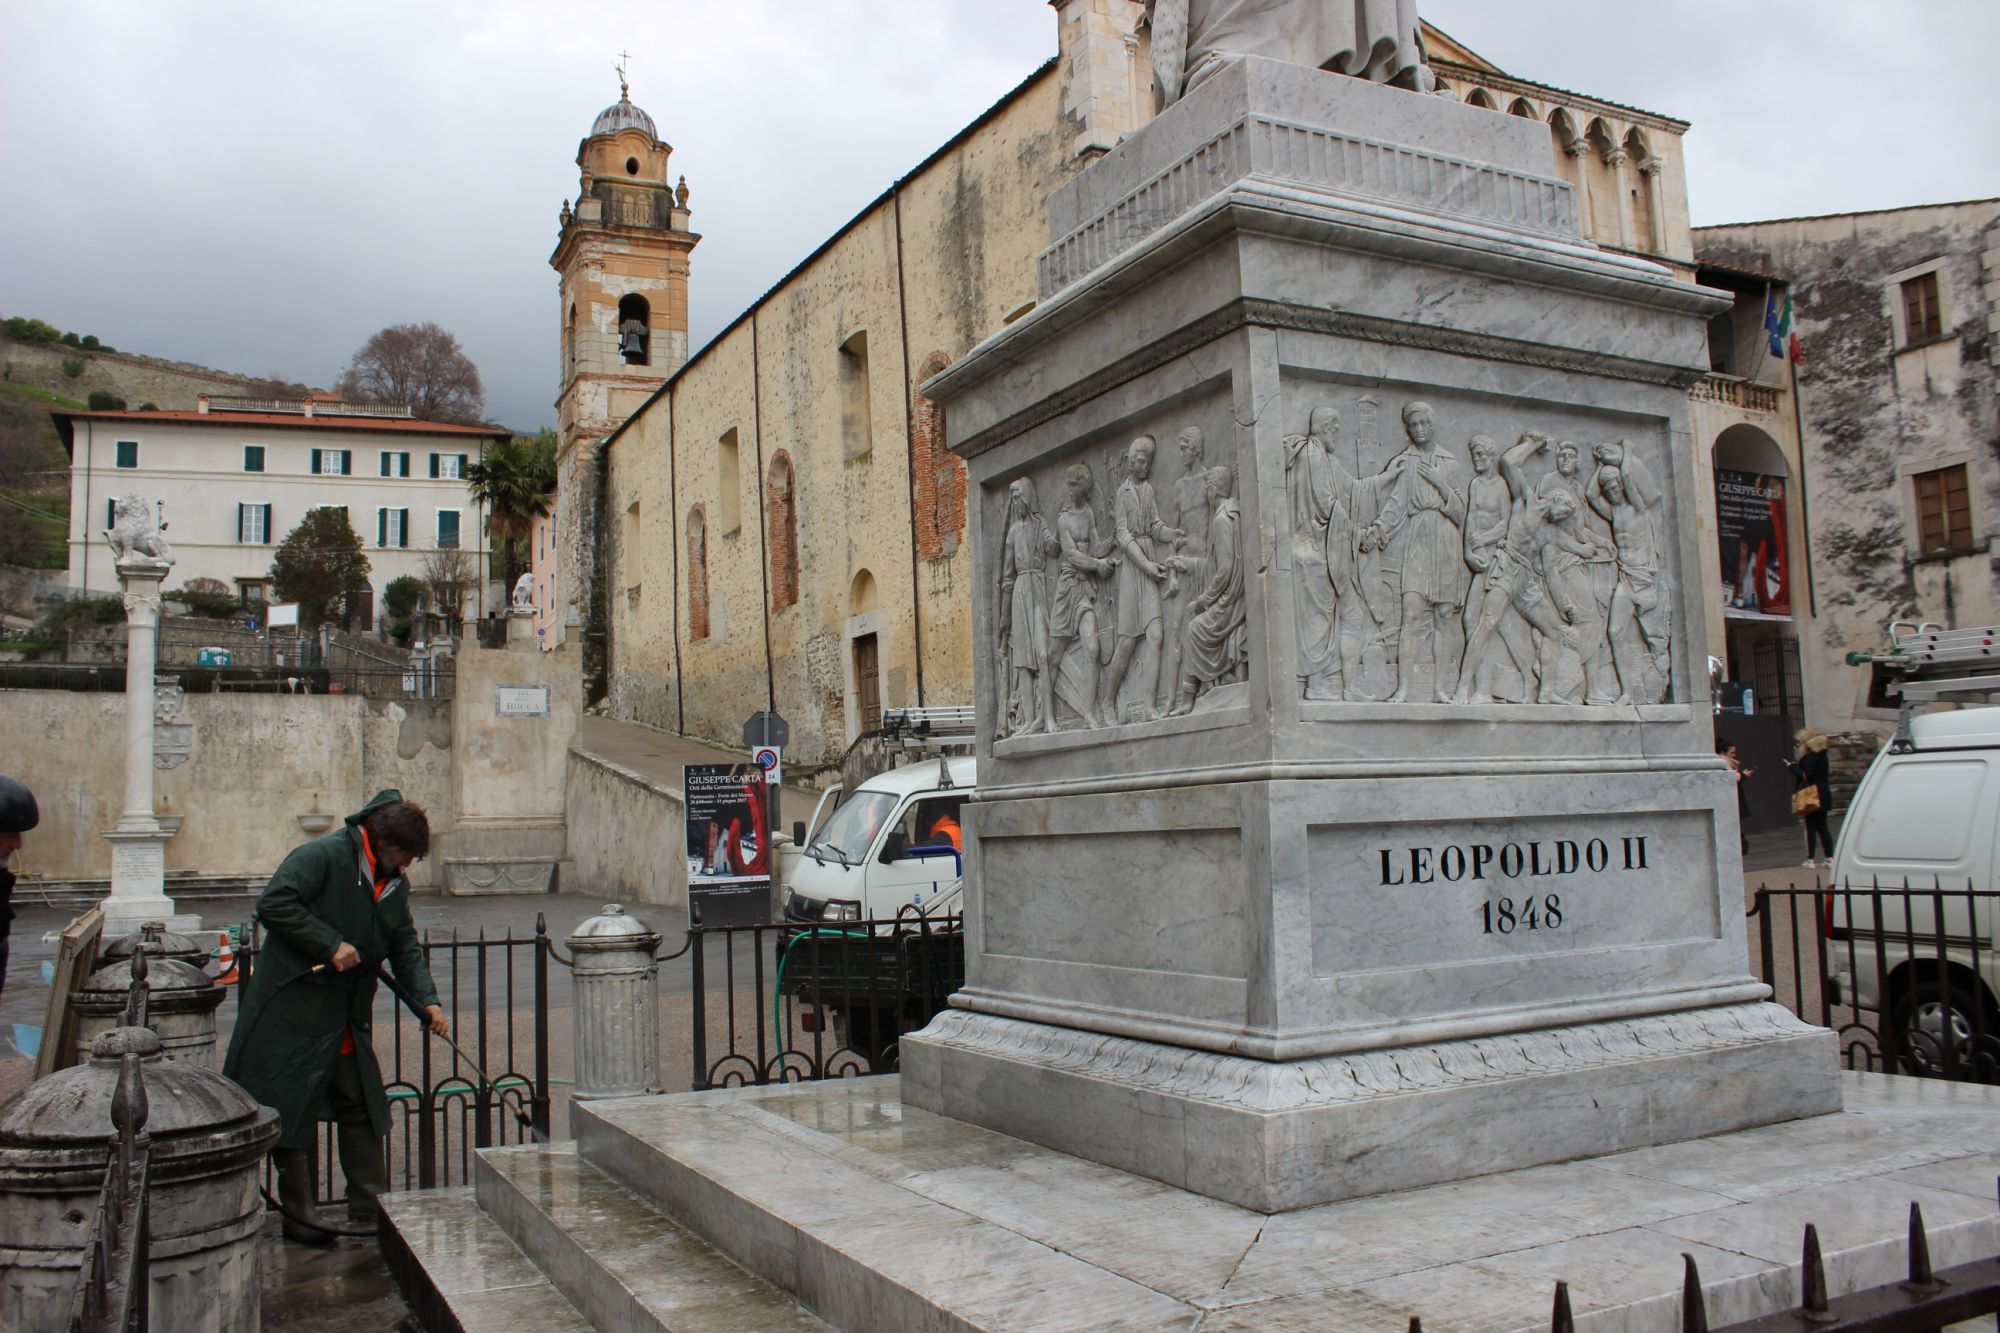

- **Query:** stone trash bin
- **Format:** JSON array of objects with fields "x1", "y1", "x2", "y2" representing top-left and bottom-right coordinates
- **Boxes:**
[
  {"x1": 98, "y1": 922, "x2": 211, "y2": 971},
  {"x1": 568, "y1": 905, "x2": 663, "y2": 1100},
  {"x1": 0, "y1": 1026, "x2": 280, "y2": 1332},
  {"x1": 71, "y1": 954, "x2": 225, "y2": 1069}
]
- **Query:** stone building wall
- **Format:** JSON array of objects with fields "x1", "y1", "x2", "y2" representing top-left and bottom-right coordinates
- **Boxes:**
[
  {"x1": 1695, "y1": 199, "x2": 2000, "y2": 738},
  {"x1": 602, "y1": 60, "x2": 1078, "y2": 768},
  {"x1": 5, "y1": 689, "x2": 454, "y2": 886}
]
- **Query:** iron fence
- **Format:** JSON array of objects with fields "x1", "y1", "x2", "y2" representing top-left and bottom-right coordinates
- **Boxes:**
[
  {"x1": 65, "y1": 948, "x2": 153, "y2": 1332},
  {"x1": 687, "y1": 911, "x2": 965, "y2": 1090},
  {"x1": 1749, "y1": 880, "x2": 1998, "y2": 1083},
  {"x1": 230, "y1": 914, "x2": 553, "y2": 1204}
]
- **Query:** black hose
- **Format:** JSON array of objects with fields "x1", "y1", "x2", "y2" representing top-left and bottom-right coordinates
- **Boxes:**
[{"x1": 260, "y1": 1184, "x2": 377, "y2": 1239}]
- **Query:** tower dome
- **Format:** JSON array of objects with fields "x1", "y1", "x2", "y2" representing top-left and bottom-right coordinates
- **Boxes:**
[{"x1": 591, "y1": 90, "x2": 657, "y2": 140}]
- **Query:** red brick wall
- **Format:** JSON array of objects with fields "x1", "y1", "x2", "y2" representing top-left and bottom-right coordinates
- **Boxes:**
[
  {"x1": 909, "y1": 352, "x2": 967, "y2": 560},
  {"x1": 766, "y1": 451, "x2": 799, "y2": 610},
  {"x1": 686, "y1": 506, "x2": 710, "y2": 640}
]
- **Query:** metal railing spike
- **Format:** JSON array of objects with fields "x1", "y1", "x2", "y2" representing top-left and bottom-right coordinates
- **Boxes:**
[
  {"x1": 1800, "y1": 1222, "x2": 1830, "y2": 1318},
  {"x1": 1550, "y1": 1279, "x2": 1574, "y2": 1332},
  {"x1": 1904, "y1": 1200, "x2": 1939, "y2": 1291},
  {"x1": 1681, "y1": 1253, "x2": 1708, "y2": 1333}
]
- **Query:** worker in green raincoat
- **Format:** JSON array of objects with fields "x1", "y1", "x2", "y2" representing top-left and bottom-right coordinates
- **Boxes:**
[{"x1": 222, "y1": 789, "x2": 448, "y2": 1243}]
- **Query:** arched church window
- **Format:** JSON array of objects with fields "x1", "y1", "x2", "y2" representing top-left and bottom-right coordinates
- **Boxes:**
[
  {"x1": 619, "y1": 294, "x2": 651, "y2": 366},
  {"x1": 768, "y1": 452, "x2": 799, "y2": 610},
  {"x1": 687, "y1": 505, "x2": 710, "y2": 640}
]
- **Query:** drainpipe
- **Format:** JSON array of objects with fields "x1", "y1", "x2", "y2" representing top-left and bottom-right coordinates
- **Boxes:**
[{"x1": 892, "y1": 187, "x2": 928, "y2": 706}]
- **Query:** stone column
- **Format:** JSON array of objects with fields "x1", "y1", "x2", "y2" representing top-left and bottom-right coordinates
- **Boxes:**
[
  {"x1": 1639, "y1": 155, "x2": 1668, "y2": 254},
  {"x1": 101, "y1": 542, "x2": 198, "y2": 936},
  {"x1": 1603, "y1": 145, "x2": 1634, "y2": 250}
]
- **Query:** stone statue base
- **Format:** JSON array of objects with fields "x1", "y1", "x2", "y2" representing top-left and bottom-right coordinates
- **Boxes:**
[
  {"x1": 100, "y1": 827, "x2": 200, "y2": 937},
  {"x1": 905, "y1": 56, "x2": 1838, "y2": 1208}
]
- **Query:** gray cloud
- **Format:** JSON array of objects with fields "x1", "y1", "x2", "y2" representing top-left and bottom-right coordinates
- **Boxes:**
[{"x1": 3, "y1": 1, "x2": 1993, "y2": 432}]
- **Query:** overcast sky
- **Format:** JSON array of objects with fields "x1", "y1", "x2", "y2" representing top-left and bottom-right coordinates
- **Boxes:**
[{"x1": 3, "y1": 1, "x2": 1994, "y2": 432}]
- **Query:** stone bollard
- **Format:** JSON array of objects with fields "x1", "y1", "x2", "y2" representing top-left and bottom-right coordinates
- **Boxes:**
[
  {"x1": 0, "y1": 1026, "x2": 279, "y2": 1332},
  {"x1": 71, "y1": 949, "x2": 225, "y2": 1068},
  {"x1": 568, "y1": 904, "x2": 663, "y2": 1100}
]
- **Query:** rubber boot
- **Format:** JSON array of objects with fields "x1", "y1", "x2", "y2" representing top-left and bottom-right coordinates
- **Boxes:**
[
  {"x1": 337, "y1": 1123, "x2": 387, "y2": 1229},
  {"x1": 273, "y1": 1147, "x2": 333, "y2": 1246}
]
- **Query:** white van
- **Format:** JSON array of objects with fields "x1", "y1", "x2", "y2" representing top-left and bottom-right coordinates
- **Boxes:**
[
  {"x1": 779, "y1": 754, "x2": 974, "y2": 924},
  {"x1": 1825, "y1": 706, "x2": 2000, "y2": 1077}
]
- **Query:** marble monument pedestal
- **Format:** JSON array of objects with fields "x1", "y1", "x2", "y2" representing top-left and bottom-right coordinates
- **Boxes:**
[{"x1": 897, "y1": 55, "x2": 1838, "y2": 1210}]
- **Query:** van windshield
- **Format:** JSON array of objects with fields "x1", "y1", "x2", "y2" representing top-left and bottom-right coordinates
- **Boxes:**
[{"x1": 807, "y1": 791, "x2": 899, "y2": 866}]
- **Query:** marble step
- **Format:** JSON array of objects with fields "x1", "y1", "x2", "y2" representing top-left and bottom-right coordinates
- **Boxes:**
[
  {"x1": 379, "y1": 1186, "x2": 594, "y2": 1333},
  {"x1": 475, "y1": 1140, "x2": 833, "y2": 1333},
  {"x1": 574, "y1": 1082, "x2": 1207, "y2": 1331}
]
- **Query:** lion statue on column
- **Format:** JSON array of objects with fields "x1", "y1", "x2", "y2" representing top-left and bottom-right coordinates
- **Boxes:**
[{"x1": 104, "y1": 494, "x2": 175, "y2": 566}]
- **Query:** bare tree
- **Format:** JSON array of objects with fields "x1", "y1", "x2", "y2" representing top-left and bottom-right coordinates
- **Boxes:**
[
  {"x1": 420, "y1": 545, "x2": 477, "y2": 623},
  {"x1": 335, "y1": 321, "x2": 486, "y2": 424}
]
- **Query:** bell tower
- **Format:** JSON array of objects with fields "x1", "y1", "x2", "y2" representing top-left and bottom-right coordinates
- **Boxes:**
[{"x1": 550, "y1": 66, "x2": 698, "y2": 695}]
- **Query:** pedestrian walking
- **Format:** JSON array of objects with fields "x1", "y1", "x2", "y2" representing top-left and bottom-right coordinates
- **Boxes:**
[
  {"x1": 1787, "y1": 729, "x2": 1834, "y2": 868},
  {"x1": 0, "y1": 774, "x2": 37, "y2": 998},
  {"x1": 221, "y1": 789, "x2": 449, "y2": 1243}
]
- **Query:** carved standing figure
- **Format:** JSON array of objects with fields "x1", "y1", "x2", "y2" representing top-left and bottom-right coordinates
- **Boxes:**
[
  {"x1": 1286, "y1": 405, "x2": 1391, "y2": 700},
  {"x1": 1453, "y1": 433, "x2": 1576, "y2": 704},
  {"x1": 1370, "y1": 401, "x2": 1467, "y2": 703},
  {"x1": 1160, "y1": 426, "x2": 1210, "y2": 707},
  {"x1": 1538, "y1": 440, "x2": 1616, "y2": 620},
  {"x1": 1146, "y1": 0, "x2": 1429, "y2": 107},
  {"x1": 1533, "y1": 487, "x2": 1620, "y2": 705},
  {"x1": 1170, "y1": 466, "x2": 1248, "y2": 715},
  {"x1": 1102, "y1": 435, "x2": 1183, "y2": 723},
  {"x1": 1588, "y1": 442, "x2": 1672, "y2": 703},
  {"x1": 1047, "y1": 462, "x2": 1117, "y2": 730},
  {"x1": 998, "y1": 477, "x2": 1057, "y2": 736}
]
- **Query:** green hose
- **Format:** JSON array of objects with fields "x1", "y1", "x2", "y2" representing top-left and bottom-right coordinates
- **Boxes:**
[{"x1": 774, "y1": 928, "x2": 872, "y2": 1055}]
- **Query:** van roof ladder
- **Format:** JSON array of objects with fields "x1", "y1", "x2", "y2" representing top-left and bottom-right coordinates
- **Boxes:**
[{"x1": 1846, "y1": 620, "x2": 2000, "y2": 752}]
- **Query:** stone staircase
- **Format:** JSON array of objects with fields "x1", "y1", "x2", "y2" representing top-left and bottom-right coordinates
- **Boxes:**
[{"x1": 381, "y1": 1138, "x2": 830, "y2": 1332}]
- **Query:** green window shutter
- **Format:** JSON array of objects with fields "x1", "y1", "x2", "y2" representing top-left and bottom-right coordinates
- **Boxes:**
[
  {"x1": 106, "y1": 498, "x2": 116, "y2": 530},
  {"x1": 457, "y1": 453, "x2": 469, "y2": 475},
  {"x1": 380, "y1": 452, "x2": 390, "y2": 477},
  {"x1": 340, "y1": 450, "x2": 352, "y2": 475},
  {"x1": 399, "y1": 508, "x2": 410, "y2": 548},
  {"x1": 237, "y1": 502, "x2": 246, "y2": 543},
  {"x1": 377, "y1": 508, "x2": 387, "y2": 547},
  {"x1": 262, "y1": 504, "x2": 272, "y2": 542},
  {"x1": 400, "y1": 452, "x2": 411, "y2": 477},
  {"x1": 429, "y1": 453, "x2": 439, "y2": 479},
  {"x1": 310, "y1": 448, "x2": 322, "y2": 473}
]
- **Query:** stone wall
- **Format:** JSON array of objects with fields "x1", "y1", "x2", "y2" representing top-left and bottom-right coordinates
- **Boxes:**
[
  {"x1": 4, "y1": 688, "x2": 455, "y2": 887},
  {"x1": 563, "y1": 748, "x2": 687, "y2": 909},
  {"x1": 1695, "y1": 200, "x2": 2000, "y2": 736},
  {"x1": 0, "y1": 335, "x2": 309, "y2": 411}
]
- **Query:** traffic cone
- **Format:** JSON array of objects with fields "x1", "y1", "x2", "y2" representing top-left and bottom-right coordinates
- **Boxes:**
[{"x1": 214, "y1": 931, "x2": 239, "y2": 986}]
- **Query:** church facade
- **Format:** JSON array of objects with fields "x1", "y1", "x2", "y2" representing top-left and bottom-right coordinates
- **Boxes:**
[{"x1": 572, "y1": 5, "x2": 1808, "y2": 770}]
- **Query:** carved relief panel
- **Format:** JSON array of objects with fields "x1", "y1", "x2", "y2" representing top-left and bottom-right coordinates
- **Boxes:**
[
  {"x1": 990, "y1": 406, "x2": 1250, "y2": 740},
  {"x1": 1282, "y1": 389, "x2": 1675, "y2": 708}
]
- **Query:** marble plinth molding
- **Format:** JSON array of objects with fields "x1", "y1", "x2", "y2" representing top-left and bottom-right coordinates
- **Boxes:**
[{"x1": 902, "y1": 55, "x2": 1840, "y2": 1209}]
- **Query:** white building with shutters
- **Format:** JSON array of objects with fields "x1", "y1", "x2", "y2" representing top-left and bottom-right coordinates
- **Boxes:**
[{"x1": 55, "y1": 396, "x2": 509, "y2": 624}]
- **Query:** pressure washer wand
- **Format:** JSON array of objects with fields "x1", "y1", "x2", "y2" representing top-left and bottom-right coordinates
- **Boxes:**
[{"x1": 357, "y1": 958, "x2": 546, "y2": 1143}]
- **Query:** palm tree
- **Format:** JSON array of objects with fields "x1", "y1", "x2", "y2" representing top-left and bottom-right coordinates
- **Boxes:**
[{"x1": 464, "y1": 430, "x2": 556, "y2": 594}]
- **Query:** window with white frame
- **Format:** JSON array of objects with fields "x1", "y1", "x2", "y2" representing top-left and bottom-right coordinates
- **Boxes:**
[
  {"x1": 379, "y1": 451, "x2": 411, "y2": 478},
  {"x1": 431, "y1": 452, "x2": 467, "y2": 480},
  {"x1": 237, "y1": 502, "x2": 271, "y2": 544},
  {"x1": 378, "y1": 507, "x2": 410, "y2": 549},
  {"x1": 310, "y1": 448, "x2": 352, "y2": 476}
]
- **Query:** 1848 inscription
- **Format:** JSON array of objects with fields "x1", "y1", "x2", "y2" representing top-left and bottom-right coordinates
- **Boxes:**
[{"x1": 1375, "y1": 832, "x2": 1651, "y2": 941}]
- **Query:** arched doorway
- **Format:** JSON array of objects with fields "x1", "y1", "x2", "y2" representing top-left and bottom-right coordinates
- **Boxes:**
[{"x1": 1711, "y1": 423, "x2": 1801, "y2": 831}]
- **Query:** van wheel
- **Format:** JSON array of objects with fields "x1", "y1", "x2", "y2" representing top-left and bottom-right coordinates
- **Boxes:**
[{"x1": 1887, "y1": 979, "x2": 2000, "y2": 1082}]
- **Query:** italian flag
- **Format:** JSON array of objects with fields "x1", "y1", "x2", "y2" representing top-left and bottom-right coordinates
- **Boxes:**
[{"x1": 1765, "y1": 288, "x2": 1803, "y2": 364}]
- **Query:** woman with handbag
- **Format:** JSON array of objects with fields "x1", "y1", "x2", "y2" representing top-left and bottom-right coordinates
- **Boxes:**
[{"x1": 1787, "y1": 729, "x2": 1834, "y2": 868}]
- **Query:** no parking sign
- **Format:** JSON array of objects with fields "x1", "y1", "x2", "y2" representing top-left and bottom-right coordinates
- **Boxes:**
[{"x1": 751, "y1": 745, "x2": 781, "y2": 784}]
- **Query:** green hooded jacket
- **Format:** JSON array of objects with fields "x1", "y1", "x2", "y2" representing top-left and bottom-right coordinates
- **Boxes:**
[{"x1": 222, "y1": 789, "x2": 439, "y2": 1152}]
